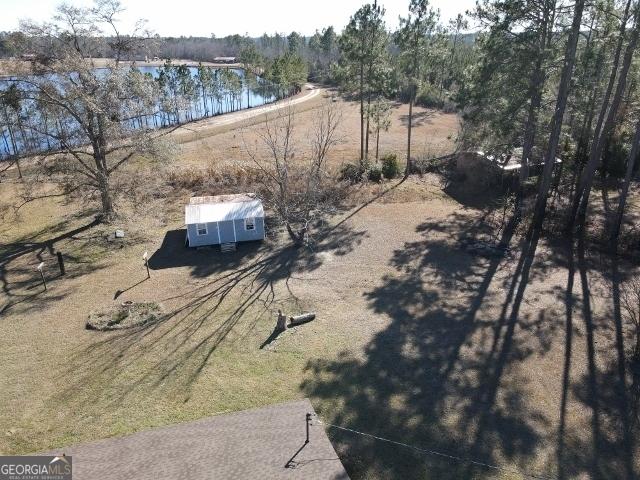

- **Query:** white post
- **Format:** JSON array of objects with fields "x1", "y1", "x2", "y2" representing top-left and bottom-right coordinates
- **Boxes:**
[
  {"x1": 142, "y1": 251, "x2": 150, "y2": 278},
  {"x1": 37, "y1": 262, "x2": 47, "y2": 291}
]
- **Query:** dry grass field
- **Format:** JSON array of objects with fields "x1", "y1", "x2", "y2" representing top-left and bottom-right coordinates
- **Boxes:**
[
  {"x1": 0, "y1": 92, "x2": 638, "y2": 480},
  {"x1": 171, "y1": 88, "x2": 458, "y2": 170}
]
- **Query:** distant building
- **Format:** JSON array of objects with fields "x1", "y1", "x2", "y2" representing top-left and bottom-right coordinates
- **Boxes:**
[
  {"x1": 455, "y1": 149, "x2": 562, "y2": 189},
  {"x1": 213, "y1": 56, "x2": 237, "y2": 64},
  {"x1": 184, "y1": 194, "x2": 265, "y2": 249},
  {"x1": 457, "y1": 149, "x2": 561, "y2": 175}
]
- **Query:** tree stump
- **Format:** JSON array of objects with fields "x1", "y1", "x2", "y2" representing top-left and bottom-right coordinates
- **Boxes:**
[
  {"x1": 276, "y1": 309, "x2": 287, "y2": 332},
  {"x1": 288, "y1": 312, "x2": 316, "y2": 327}
]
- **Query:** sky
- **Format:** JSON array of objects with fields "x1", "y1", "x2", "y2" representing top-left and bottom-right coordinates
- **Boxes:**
[{"x1": 1, "y1": 0, "x2": 477, "y2": 37}]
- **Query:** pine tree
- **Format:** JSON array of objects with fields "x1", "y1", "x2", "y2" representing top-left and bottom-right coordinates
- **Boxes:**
[
  {"x1": 396, "y1": 0, "x2": 439, "y2": 178},
  {"x1": 339, "y1": 3, "x2": 388, "y2": 167}
]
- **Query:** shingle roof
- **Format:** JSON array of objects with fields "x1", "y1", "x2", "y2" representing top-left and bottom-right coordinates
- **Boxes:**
[{"x1": 41, "y1": 399, "x2": 350, "y2": 480}]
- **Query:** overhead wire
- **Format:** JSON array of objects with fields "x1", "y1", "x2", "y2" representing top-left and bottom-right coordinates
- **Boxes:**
[{"x1": 313, "y1": 416, "x2": 558, "y2": 480}]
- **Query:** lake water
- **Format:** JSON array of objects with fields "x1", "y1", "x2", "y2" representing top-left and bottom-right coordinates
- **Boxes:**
[
  {"x1": 133, "y1": 66, "x2": 278, "y2": 125},
  {"x1": 0, "y1": 66, "x2": 280, "y2": 160}
]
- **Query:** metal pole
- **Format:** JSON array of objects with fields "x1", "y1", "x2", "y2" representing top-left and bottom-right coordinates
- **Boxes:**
[
  {"x1": 40, "y1": 270, "x2": 47, "y2": 291},
  {"x1": 57, "y1": 251, "x2": 65, "y2": 276},
  {"x1": 305, "y1": 413, "x2": 311, "y2": 444}
]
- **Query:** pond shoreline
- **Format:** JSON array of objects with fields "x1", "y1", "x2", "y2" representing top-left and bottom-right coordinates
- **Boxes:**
[
  {"x1": 0, "y1": 58, "x2": 261, "y2": 79},
  {"x1": 0, "y1": 84, "x2": 319, "y2": 169},
  {"x1": 0, "y1": 62, "x2": 280, "y2": 159}
]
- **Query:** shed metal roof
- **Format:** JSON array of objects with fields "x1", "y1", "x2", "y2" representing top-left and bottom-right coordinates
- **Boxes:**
[
  {"x1": 190, "y1": 193, "x2": 257, "y2": 205},
  {"x1": 476, "y1": 149, "x2": 562, "y2": 172},
  {"x1": 185, "y1": 199, "x2": 264, "y2": 225}
]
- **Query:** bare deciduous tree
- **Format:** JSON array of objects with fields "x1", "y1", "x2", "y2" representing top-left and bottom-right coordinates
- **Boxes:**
[
  {"x1": 244, "y1": 100, "x2": 343, "y2": 246},
  {"x1": 6, "y1": 0, "x2": 166, "y2": 220}
]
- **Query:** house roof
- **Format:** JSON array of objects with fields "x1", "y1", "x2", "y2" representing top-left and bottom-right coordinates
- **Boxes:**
[
  {"x1": 185, "y1": 196, "x2": 264, "y2": 225},
  {"x1": 41, "y1": 399, "x2": 350, "y2": 480}
]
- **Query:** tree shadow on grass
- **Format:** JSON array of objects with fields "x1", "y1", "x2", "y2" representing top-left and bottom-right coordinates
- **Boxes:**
[
  {"x1": 0, "y1": 215, "x2": 102, "y2": 315},
  {"x1": 556, "y1": 236, "x2": 639, "y2": 480},
  {"x1": 398, "y1": 109, "x2": 438, "y2": 128},
  {"x1": 147, "y1": 229, "x2": 268, "y2": 278},
  {"x1": 443, "y1": 182, "x2": 509, "y2": 210},
  {"x1": 302, "y1": 210, "x2": 566, "y2": 479},
  {"x1": 48, "y1": 222, "x2": 368, "y2": 426}
]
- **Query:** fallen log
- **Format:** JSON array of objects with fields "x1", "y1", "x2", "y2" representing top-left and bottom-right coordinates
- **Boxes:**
[{"x1": 288, "y1": 312, "x2": 316, "y2": 327}]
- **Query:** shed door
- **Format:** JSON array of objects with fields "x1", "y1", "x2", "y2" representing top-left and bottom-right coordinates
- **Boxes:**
[{"x1": 218, "y1": 220, "x2": 236, "y2": 243}]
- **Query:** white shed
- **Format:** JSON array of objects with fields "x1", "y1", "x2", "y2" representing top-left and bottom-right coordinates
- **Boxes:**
[{"x1": 185, "y1": 194, "x2": 265, "y2": 248}]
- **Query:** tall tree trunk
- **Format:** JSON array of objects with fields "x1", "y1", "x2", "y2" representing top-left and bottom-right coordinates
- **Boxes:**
[
  {"x1": 517, "y1": 54, "x2": 545, "y2": 215},
  {"x1": 93, "y1": 147, "x2": 114, "y2": 219},
  {"x1": 575, "y1": 10, "x2": 625, "y2": 179},
  {"x1": 14, "y1": 157, "x2": 22, "y2": 179},
  {"x1": 365, "y1": 91, "x2": 371, "y2": 162},
  {"x1": 570, "y1": 0, "x2": 636, "y2": 228},
  {"x1": 98, "y1": 170, "x2": 114, "y2": 219},
  {"x1": 532, "y1": 0, "x2": 586, "y2": 231},
  {"x1": 16, "y1": 115, "x2": 30, "y2": 154},
  {"x1": 359, "y1": 60, "x2": 365, "y2": 167},
  {"x1": 7, "y1": 126, "x2": 18, "y2": 157},
  {"x1": 94, "y1": 114, "x2": 115, "y2": 220},
  {"x1": 404, "y1": 85, "x2": 415, "y2": 179},
  {"x1": 376, "y1": 126, "x2": 380, "y2": 161},
  {"x1": 609, "y1": 116, "x2": 640, "y2": 247},
  {"x1": 202, "y1": 86, "x2": 208, "y2": 116},
  {"x1": 517, "y1": 0, "x2": 555, "y2": 214},
  {"x1": 3, "y1": 108, "x2": 19, "y2": 157},
  {"x1": 576, "y1": 85, "x2": 601, "y2": 165},
  {"x1": 1, "y1": 130, "x2": 10, "y2": 155}
]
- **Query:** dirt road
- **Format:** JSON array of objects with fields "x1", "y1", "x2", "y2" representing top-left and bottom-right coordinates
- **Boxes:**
[{"x1": 171, "y1": 84, "x2": 323, "y2": 138}]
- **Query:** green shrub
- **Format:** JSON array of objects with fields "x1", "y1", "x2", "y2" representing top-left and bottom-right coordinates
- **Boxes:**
[
  {"x1": 415, "y1": 83, "x2": 443, "y2": 109},
  {"x1": 368, "y1": 166, "x2": 382, "y2": 182},
  {"x1": 339, "y1": 163, "x2": 365, "y2": 183},
  {"x1": 414, "y1": 83, "x2": 458, "y2": 112},
  {"x1": 381, "y1": 154, "x2": 400, "y2": 179}
]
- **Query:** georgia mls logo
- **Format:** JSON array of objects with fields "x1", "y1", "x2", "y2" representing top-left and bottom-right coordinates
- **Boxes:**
[
  {"x1": 49, "y1": 456, "x2": 71, "y2": 473},
  {"x1": 0, "y1": 455, "x2": 72, "y2": 480}
]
